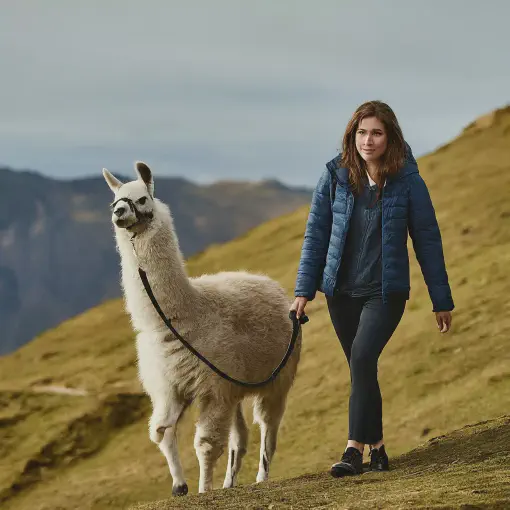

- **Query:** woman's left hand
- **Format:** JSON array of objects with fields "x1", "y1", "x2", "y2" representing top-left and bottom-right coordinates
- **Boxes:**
[{"x1": 435, "y1": 311, "x2": 452, "y2": 333}]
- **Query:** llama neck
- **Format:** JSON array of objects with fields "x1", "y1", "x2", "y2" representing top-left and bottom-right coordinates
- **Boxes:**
[{"x1": 115, "y1": 203, "x2": 198, "y2": 325}]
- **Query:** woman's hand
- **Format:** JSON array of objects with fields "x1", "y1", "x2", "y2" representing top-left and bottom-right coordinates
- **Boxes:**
[
  {"x1": 435, "y1": 311, "x2": 452, "y2": 333},
  {"x1": 290, "y1": 297, "x2": 309, "y2": 320}
]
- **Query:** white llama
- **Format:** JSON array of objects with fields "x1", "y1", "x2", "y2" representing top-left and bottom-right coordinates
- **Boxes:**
[{"x1": 102, "y1": 162, "x2": 302, "y2": 495}]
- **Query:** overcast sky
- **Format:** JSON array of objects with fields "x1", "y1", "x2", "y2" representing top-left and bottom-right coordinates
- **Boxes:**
[{"x1": 1, "y1": 1, "x2": 509, "y2": 186}]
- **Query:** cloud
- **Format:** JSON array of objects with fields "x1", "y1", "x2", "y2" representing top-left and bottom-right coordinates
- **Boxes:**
[{"x1": 0, "y1": 0, "x2": 509, "y2": 185}]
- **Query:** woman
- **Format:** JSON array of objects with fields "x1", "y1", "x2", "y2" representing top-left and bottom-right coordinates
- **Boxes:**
[{"x1": 290, "y1": 100, "x2": 454, "y2": 477}]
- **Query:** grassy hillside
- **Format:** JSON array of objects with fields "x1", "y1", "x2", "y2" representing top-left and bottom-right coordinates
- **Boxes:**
[
  {"x1": 132, "y1": 415, "x2": 510, "y2": 510},
  {"x1": 1, "y1": 105, "x2": 509, "y2": 509}
]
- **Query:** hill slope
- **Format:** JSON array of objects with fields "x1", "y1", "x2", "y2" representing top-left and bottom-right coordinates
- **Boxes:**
[
  {"x1": 0, "y1": 105, "x2": 509, "y2": 510},
  {"x1": 0, "y1": 168, "x2": 311, "y2": 354},
  {"x1": 132, "y1": 415, "x2": 510, "y2": 510}
]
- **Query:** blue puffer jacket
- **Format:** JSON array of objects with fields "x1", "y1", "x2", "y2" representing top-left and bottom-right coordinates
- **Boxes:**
[{"x1": 294, "y1": 144, "x2": 454, "y2": 312}]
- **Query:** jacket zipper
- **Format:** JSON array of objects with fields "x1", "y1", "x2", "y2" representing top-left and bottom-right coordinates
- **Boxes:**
[{"x1": 381, "y1": 189, "x2": 387, "y2": 304}]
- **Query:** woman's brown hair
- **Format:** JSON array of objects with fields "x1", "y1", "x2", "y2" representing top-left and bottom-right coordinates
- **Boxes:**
[{"x1": 340, "y1": 101, "x2": 406, "y2": 195}]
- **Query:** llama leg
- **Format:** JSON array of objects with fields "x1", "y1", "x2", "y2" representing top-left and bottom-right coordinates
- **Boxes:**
[
  {"x1": 157, "y1": 399, "x2": 191, "y2": 496},
  {"x1": 149, "y1": 388, "x2": 186, "y2": 444},
  {"x1": 223, "y1": 403, "x2": 249, "y2": 489},
  {"x1": 138, "y1": 334, "x2": 183, "y2": 446},
  {"x1": 194, "y1": 398, "x2": 234, "y2": 493},
  {"x1": 253, "y1": 394, "x2": 286, "y2": 483},
  {"x1": 147, "y1": 385, "x2": 190, "y2": 495}
]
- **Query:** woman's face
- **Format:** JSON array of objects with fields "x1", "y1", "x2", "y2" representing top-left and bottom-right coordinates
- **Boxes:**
[{"x1": 355, "y1": 116, "x2": 388, "y2": 164}]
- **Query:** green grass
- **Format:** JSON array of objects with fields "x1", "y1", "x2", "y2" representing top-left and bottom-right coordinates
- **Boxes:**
[{"x1": 0, "y1": 105, "x2": 509, "y2": 509}]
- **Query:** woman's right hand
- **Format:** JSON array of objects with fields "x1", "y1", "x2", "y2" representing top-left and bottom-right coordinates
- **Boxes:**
[{"x1": 290, "y1": 297, "x2": 308, "y2": 320}]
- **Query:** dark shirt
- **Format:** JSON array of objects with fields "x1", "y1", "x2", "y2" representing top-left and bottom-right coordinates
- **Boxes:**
[{"x1": 335, "y1": 180, "x2": 383, "y2": 297}]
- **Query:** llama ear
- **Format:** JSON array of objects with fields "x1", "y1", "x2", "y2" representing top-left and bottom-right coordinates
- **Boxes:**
[
  {"x1": 102, "y1": 168, "x2": 123, "y2": 193},
  {"x1": 134, "y1": 161, "x2": 154, "y2": 196}
]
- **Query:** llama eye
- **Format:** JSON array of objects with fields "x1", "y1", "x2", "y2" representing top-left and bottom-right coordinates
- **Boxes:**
[{"x1": 137, "y1": 197, "x2": 147, "y2": 205}]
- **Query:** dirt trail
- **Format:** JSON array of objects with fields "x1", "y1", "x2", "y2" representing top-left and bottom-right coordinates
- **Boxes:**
[{"x1": 30, "y1": 385, "x2": 89, "y2": 396}]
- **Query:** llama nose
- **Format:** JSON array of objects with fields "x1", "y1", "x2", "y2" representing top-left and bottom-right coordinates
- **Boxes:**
[{"x1": 114, "y1": 207, "x2": 126, "y2": 217}]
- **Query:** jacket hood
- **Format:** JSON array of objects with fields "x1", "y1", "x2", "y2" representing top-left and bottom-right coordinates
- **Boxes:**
[{"x1": 326, "y1": 141, "x2": 419, "y2": 185}]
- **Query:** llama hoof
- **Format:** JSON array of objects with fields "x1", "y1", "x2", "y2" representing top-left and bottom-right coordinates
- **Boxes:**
[
  {"x1": 172, "y1": 483, "x2": 188, "y2": 496},
  {"x1": 256, "y1": 473, "x2": 268, "y2": 483},
  {"x1": 223, "y1": 478, "x2": 235, "y2": 489}
]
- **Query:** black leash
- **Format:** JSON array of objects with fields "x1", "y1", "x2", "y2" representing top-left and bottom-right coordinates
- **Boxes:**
[{"x1": 138, "y1": 267, "x2": 308, "y2": 388}]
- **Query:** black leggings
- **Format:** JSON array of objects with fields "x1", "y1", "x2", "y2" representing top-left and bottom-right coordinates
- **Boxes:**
[{"x1": 326, "y1": 293, "x2": 406, "y2": 445}]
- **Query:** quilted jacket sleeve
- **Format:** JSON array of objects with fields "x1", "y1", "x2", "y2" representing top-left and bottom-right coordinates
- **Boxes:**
[
  {"x1": 294, "y1": 168, "x2": 332, "y2": 300},
  {"x1": 408, "y1": 173, "x2": 454, "y2": 312}
]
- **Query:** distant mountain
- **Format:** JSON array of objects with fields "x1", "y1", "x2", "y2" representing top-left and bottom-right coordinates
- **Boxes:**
[{"x1": 0, "y1": 168, "x2": 311, "y2": 353}]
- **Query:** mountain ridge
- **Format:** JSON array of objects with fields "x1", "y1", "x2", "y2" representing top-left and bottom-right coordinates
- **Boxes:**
[{"x1": 0, "y1": 166, "x2": 311, "y2": 354}]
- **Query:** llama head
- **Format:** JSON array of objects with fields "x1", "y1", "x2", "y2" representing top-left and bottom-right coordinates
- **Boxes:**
[{"x1": 103, "y1": 161, "x2": 155, "y2": 234}]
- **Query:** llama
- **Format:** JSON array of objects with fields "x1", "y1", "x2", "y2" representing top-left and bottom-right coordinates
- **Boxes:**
[{"x1": 102, "y1": 162, "x2": 302, "y2": 495}]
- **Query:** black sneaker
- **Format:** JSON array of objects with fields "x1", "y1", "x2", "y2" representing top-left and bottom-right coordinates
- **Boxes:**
[
  {"x1": 330, "y1": 447, "x2": 363, "y2": 477},
  {"x1": 368, "y1": 445, "x2": 390, "y2": 472}
]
